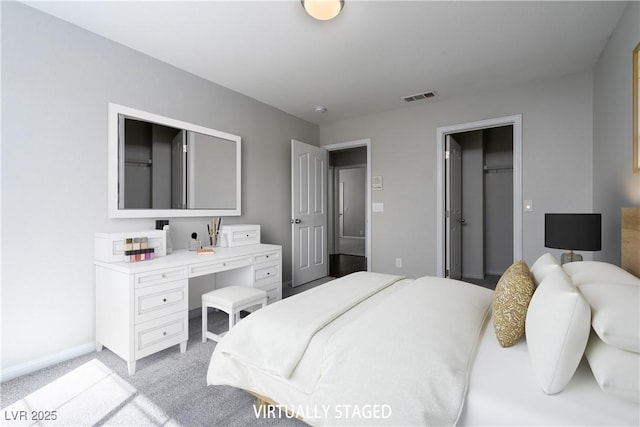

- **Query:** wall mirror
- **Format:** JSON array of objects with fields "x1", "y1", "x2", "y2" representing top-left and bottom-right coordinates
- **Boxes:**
[
  {"x1": 108, "y1": 103, "x2": 241, "y2": 218},
  {"x1": 634, "y1": 42, "x2": 640, "y2": 173}
]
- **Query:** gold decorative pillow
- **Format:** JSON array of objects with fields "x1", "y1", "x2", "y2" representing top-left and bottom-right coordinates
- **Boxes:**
[{"x1": 492, "y1": 261, "x2": 535, "y2": 347}]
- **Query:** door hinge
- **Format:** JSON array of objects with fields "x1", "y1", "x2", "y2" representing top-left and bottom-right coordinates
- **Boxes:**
[
  {"x1": 445, "y1": 269, "x2": 449, "y2": 277},
  {"x1": 183, "y1": 144, "x2": 188, "y2": 153},
  {"x1": 445, "y1": 150, "x2": 450, "y2": 160},
  {"x1": 445, "y1": 210, "x2": 450, "y2": 218}
]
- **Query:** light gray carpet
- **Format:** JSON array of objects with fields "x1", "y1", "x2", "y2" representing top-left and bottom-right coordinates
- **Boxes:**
[{"x1": 1, "y1": 311, "x2": 306, "y2": 427}]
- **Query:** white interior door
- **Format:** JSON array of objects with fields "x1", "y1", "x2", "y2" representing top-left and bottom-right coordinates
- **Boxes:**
[
  {"x1": 446, "y1": 135, "x2": 463, "y2": 279},
  {"x1": 291, "y1": 140, "x2": 328, "y2": 287}
]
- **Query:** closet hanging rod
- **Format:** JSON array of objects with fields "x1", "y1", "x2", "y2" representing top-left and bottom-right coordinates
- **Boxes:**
[
  {"x1": 125, "y1": 159, "x2": 152, "y2": 167},
  {"x1": 483, "y1": 165, "x2": 513, "y2": 173}
]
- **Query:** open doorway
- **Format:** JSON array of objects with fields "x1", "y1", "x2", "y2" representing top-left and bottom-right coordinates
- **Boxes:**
[
  {"x1": 289, "y1": 139, "x2": 370, "y2": 293},
  {"x1": 329, "y1": 150, "x2": 367, "y2": 277},
  {"x1": 448, "y1": 126, "x2": 514, "y2": 288},
  {"x1": 436, "y1": 115, "x2": 523, "y2": 284},
  {"x1": 326, "y1": 140, "x2": 371, "y2": 278}
]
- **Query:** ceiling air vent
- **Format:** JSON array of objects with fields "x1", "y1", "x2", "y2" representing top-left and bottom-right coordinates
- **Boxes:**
[{"x1": 402, "y1": 90, "x2": 437, "y2": 103}]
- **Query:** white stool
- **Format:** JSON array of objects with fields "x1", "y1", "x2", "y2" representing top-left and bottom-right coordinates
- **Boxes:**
[{"x1": 202, "y1": 286, "x2": 267, "y2": 343}]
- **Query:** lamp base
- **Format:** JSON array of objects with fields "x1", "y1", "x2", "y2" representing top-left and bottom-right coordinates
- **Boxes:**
[{"x1": 561, "y1": 251, "x2": 583, "y2": 264}]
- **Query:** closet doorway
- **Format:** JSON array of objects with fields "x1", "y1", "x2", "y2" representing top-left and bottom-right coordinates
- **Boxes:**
[{"x1": 436, "y1": 115, "x2": 523, "y2": 286}]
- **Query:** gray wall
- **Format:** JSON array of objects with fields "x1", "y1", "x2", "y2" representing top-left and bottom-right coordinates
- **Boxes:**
[
  {"x1": 1, "y1": 2, "x2": 318, "y2": 372},
  {"x1": 593, "y1": 1, "x2": 640, "y2": 264},
  {"x1": 320, "y1": 71, "x2": 595, "y2": 279}
]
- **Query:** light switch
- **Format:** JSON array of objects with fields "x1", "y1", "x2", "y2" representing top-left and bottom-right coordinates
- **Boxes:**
[
  {"x1": 372, "y1": 175, "x2": 383, "y2": 190},
  {"x1": 524, "y1": 200, "x2": 534, "y2": 212},
  {"x1": 372, "y1": 202, "x2": 384, "y2": 212}
]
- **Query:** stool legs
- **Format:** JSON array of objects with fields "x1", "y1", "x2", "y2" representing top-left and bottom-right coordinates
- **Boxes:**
[
  {"x1": 202, "y1": 305, "x2": 207, "y2": 343},
  {"x1": 229, "y1": 309, "x2": 236, "y2": 332},
  {"x1": 201, "y1": 290, "x2": 268, "y2": 343}
]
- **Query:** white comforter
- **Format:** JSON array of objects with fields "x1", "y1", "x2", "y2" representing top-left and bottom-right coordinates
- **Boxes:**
[
  {"x1": 216, "y1": 272, "x2": 404, "y2": 378},
  {"x1": 207, "y1": 273, "x2": 493, "y2": 426}
]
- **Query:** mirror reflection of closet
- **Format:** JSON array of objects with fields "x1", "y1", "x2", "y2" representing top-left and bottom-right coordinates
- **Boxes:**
[{"x1": 108, "y1": 103, "x2": 241, "y2": 218}]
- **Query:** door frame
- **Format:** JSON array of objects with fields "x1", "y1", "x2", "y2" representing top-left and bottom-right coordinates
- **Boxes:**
[
  {"x1": 435, "y1": 115, "x2": 523, "y2": 277},
  {"x1": 323, "y1": 139, "x2": 372, "y2": 272}
]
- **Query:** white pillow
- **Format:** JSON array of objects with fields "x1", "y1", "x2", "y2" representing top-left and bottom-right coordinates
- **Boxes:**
[
  {"x1": 530, "y1": 253, "x2": 561, "y2": 286},
  {"x1": 525, "y1": 268, "x2": 591, "y2": 394},
  {"x1": 585, "y1": 331, "x2": 640, "y2": 403},
  {"x1": 578, "y1": 282, "x2": 640, "y2": 353},
  {"x1": 563, "y1": 261, "x2": 640, "y2": 287}
]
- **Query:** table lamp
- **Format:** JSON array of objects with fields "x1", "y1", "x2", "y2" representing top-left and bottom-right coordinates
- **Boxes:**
[{"x1": 545, "y1": 213, "x2": 602, "y2": 264}]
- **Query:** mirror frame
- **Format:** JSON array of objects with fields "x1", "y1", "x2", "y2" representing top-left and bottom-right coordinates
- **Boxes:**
[{"x1": 108, "y1": 103, "x2": 242, "y2": 218}]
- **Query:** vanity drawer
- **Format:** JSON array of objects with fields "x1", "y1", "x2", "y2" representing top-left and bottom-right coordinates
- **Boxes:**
[
  {"x1": 135, "y1": 311, "x2": 187, "y2": 359},
  {"x1": 134, "y1": 280, "x2": 188, "y2": 324},
  {"x1": 134, "y1": 266, "x2": 188, "y2": 289},
  {"x1": 253, "y1": 261, "x2": 280, "y2": 287},
  {"x1": 257, "y1": 282, "x2": 281, "y2": 305},
  {"x1": 220, "y1": 224, "x2": 260, "y2": 247},
  {"x1": 253, "y1": 250, "x2": 281, "y2": 264},
  {"x1": 189, "y1": 255, "x2": 252, "y2": 277}
]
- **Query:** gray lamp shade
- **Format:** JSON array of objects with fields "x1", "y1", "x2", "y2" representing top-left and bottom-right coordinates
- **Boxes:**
[{"x1": 544, "y1": 213, "x2": 602, "y2": 251}]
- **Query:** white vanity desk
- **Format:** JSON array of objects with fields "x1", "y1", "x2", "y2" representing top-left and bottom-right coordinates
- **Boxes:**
[{"x1": 95, "y1": 244, "x2": 282, "y2": 374}]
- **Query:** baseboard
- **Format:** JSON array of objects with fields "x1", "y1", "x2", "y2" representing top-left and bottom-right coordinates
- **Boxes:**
[{"x1": 1, "y1": 342, "x2": 95, "y2": 383}]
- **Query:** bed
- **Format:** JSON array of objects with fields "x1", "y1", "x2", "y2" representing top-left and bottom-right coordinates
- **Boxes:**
[{"x1": 207, "y1": 210, "x2": 640, "y2": 426}]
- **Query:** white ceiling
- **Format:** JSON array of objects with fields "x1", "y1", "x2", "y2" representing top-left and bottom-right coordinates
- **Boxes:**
[{"x1": 23, "y1": 1, "x2": 627, "y2": 125}]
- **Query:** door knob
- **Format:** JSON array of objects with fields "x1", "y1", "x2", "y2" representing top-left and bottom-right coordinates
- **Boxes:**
[
  {"x1": 458, "y1": 218, "x2": 466, "y2": 224},
  {"x1": 290, "y1": 218, "x2": 302, "y2": 224}
]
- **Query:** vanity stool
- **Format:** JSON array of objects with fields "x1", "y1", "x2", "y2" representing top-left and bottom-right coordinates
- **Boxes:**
[{"x1": 202, "y1": 286, "x2": 268, "y2": 343}]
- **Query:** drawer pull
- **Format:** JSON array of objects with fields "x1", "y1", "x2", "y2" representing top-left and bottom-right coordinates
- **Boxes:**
[
  {"x1": 163, "y1": 331, "x2": 167, "y2": 336},
  {"x1": 163, "y1": 298, "x2": 167, "y2": 302}
]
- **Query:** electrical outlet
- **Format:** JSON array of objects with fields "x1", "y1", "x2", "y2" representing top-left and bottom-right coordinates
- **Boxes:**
[{"x1": 395, "y1": 258, "x2": 402, "y2": 268}]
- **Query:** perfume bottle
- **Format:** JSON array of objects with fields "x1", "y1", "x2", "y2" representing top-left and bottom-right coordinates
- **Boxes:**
[
  {"x1": 189, "y1": 232, "x2": 201, "y2": 251},
  {"x1": 163, "y1": 224, "x2": 173, "y2": 254}
]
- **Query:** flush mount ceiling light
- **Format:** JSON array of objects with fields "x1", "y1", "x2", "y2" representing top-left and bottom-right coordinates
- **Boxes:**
[{"x1": 301, "y1": 0, "x2": 344, "y2": 21}]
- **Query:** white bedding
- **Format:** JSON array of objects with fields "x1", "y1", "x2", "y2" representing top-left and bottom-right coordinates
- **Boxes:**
[
  {"x1": 207, "y1": 272, "x2": 640, "y2": 426},
  {"x1": 460, "y1": 319, "x2": 640, "y2": 426},
  {"x1": 208, "y1": 273, "x2": 493, "y2": 426},
  {"x1": 216, "y1": 271, "x2": 404, "y2": 378}
]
